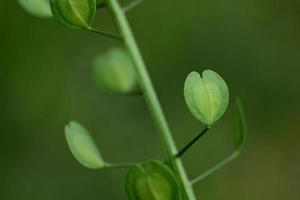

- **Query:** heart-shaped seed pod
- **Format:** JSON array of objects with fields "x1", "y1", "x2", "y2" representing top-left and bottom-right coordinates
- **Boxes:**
[
  {"x1": 50, "y1": 0, "x2": 96, "y2": 29},
  {"x1": 184, "y1": 70, "x2": 229, "y2": 126},
  {"x1": 18, "y1": 0, "x2": 52, "y2": 18},
  {"x1": 92, "y1": 47, "x2": 139, "y2": 94},
  {"x1": 125, "y1": 160, "x2": 181, "y2": 200},
  {"x1": 65, "y1": 121, "x2": 106, "y2": 169}
]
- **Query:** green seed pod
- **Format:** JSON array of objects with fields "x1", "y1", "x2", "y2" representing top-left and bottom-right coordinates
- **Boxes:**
[
  {"x1": 18, "y1": 0, "x2": 52, "y2": 18},
  {"x1": 234, "y1": 98, "x2": 247, "y2": 153},
  {"x1": 50, "y1": 0, "x2": 96, "y2": 29},
  {"x1": 125, "y1": 160, "x2": 181, "y2": 200},
  {"x1": 65, "y1": 121, "x2": 106, "y2": 169},
  {"x1": 92, "y1": 48, "x2": 138, "y2": 94},
  {"x1": 184, "y1": 70, "x2": 229, "y2": 126}
]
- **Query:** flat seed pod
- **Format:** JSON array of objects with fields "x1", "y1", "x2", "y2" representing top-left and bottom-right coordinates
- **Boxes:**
[
  {"x1": 125, "y1": 160, "x2": 181, "y2": 200},
  {"x1": 18, "y1": 0, "x2": 52, "y2": 18},
  {"x1": 184, "y1": 70, "x2": 229, "y2": 125},
  {"x1": 92, "y1": 48, "x2": 138, "y2": 94},
  {"x1": 50, "y1": 0, "x2": 96, "y2": 29},
  {"x1": 234, "y1": 98, "x2": 247, "y2": 152},
  {"x1": 65, "y1": 121, "x2": 105, "y2": 169}
]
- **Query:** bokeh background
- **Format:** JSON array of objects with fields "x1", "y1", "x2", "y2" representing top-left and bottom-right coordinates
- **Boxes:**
[{"x1": 1, "y1": 0, "x2": 300, "y2": 199}]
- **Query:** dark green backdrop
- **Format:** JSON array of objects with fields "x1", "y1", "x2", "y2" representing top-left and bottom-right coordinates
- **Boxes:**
[{"x1": 0, "y1": 0, "x2": 299, "y2": 199}]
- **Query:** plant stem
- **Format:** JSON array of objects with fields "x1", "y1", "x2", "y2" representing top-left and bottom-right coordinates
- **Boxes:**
[
  {"x1": 89, "y1": 27, "x2": 122, "y2": 40},
  {"x1": 106, "y1": 162, "x2": 137, "y2": 169},
  {"x1": 123, "y1": 0, "x2": 144, "y2": 12},
  {"x1": 191, "y1": 151, "x2": 239, "y2": 185},
  {"x1": 106, "y1": 0, "x2": 196, "y2": 199},
  {"x1": 176, "y1": 126, "x2": 210, "y2": 158}
]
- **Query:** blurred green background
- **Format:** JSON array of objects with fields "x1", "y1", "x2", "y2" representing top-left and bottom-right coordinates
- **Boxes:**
[{"x1": 1, "y1": 0, "x2": 300, "y2": 199}]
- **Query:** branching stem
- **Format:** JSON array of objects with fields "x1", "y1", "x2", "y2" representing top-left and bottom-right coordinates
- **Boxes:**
[{"x1": 106, "y1": 0, "x2": 196, "y2": 199}]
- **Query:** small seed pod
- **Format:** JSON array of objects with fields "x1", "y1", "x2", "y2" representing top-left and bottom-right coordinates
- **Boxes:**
[
  {"x1": 184, "y1": 70, "x2": 229, "y2": 126},
  {"x1": 18, "y1": 0, "x2": 52, "y2": 18},
  {"x1": 125, "y1": 160, "x2": 181, "y2": 200},
  {"x1": 92, "y1": 48, "x2": 139, "y2": 94},
  {"x1": 50, "y1": 0, "x2": 96, "y2": 29},
  {"x1": 234, "y1": 98, "x2": 246, "y2": 152},
  {"x1": 65, "y1": 121, "x2": 106, "y2": 169}
]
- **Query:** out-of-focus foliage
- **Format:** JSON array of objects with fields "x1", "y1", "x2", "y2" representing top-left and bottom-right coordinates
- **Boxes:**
[
  {"x1": 0, "y1": 0, "x2": 300, "y2": 200},
  {"x1": 92, "y1": 48, "x2": 138, "y2": 94},
  {"x1": 18, "y1": 0, "x2": 52, "y2": 18}
]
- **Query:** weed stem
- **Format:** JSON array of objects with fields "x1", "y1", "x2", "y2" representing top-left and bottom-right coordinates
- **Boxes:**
[
  {"x1": 176, "y1": 126, "x2": 210, "y2": 158},
  {"x1": 106, "y1": 0, "x2": 196, "y2": 199},
  {"x1": 191, "y1": 151, "x2": 239, "y2": 185}
]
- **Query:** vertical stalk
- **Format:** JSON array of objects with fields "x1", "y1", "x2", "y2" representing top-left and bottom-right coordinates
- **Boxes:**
[{"x1": 106, "y1": 0, "x2": 196, "y2": 199}]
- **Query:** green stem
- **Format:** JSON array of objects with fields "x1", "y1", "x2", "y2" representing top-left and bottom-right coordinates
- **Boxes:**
[
  {"x1": 176, "y1": 126, "x2": 210, "y2": 158},
  {"x1": 106, "y1": 0, "x2": 196, "y2": 199},
  {"x1": 105, "y1": 162, "x2": 137, "y2": 169},
  {"x1": 123, "y1": 0, "x2": 144, "y2": 12},
  {"x1": 191, "y1": 151, "x2": 239, "y2": 185},
  {"x1": 89, "y1": 27, "x2": 122, "y2": 40}
]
